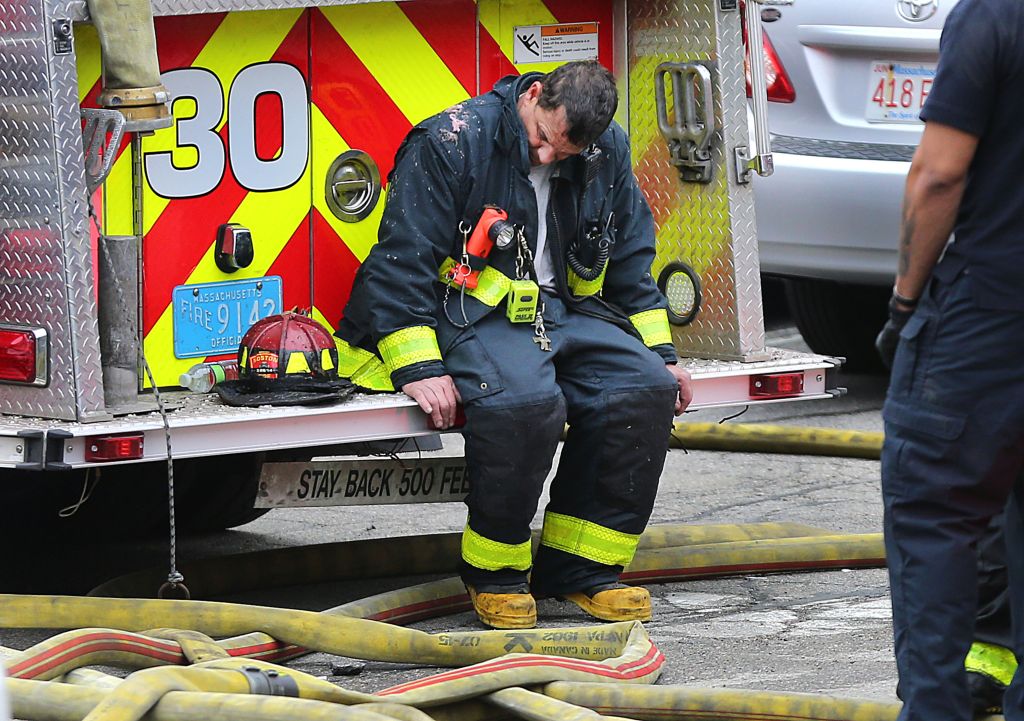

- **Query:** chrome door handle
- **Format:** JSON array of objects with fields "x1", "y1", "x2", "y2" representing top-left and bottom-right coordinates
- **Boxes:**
[{"x1": 654, "y1": 62, "x2": 715, "y2": 184}]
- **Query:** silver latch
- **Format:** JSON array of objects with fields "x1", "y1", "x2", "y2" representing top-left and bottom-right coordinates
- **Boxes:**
[
  {"x1": 80, "y1": 109, "x2": 126, "y2": 194},
  {"x1": 325, "y1": 150, "x2": 381, "y2": 223},
  {"x1": 735, "y1": 0, "x2": 794, "y2": 183},
  {"x1": 654, "y1": 63, "x2": 715, "y2": 184}
]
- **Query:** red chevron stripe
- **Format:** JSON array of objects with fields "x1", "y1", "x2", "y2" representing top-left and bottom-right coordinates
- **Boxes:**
[
  {"x1": 143, "y1": 13, "x2": 308, "y2": 336},
  {"x1": 267, "y1": 215, "x2": 313, "y2": 312},
  {"x1": 400, "y1": 0, "x2": 479, "y2": 96},
  {"x1": 311, "y1": 208, "x2": 360, "y2": 327},
  {"x1": 479, "y1": 23, "x2": 519, "y2": 92},
  {"x1": 310, "y1": 8, "x2": 411, "y2": 182}
]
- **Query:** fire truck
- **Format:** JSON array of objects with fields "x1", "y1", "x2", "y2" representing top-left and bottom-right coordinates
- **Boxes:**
[{"x1": 0, "y1": 0, "x2": 840, "y2": 534}]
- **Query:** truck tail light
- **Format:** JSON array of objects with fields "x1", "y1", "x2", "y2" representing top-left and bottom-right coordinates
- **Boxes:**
[
  {"x1": 741, "y1": 5, "x2": 796, "y2": 103},
  {"x1": 750, "y1": 372, "x2": 804, "y2": 399},
  {"x1": 86, "y1": 433, "x2": 145, "y2": 462},
  {"x1": 0, "y1": 326, "x2": 47, "y2": 386}
]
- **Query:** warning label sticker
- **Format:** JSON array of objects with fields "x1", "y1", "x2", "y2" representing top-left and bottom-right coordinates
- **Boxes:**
[
  {"x1": 257, "y1": 457, "x2": 469, "y2": 508},
  {"x1": 513, "y1": 23, "x2": 599, "y2": 65}
]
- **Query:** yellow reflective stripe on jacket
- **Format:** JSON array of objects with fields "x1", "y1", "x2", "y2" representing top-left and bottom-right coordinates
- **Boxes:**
[
  {"x1": 461, "y1": 524, "x2": 533, "y2": 571},
  {"x1": 438, "y1": 257, "x2": 513, "y2": 307},
  {"x1": 567, "y1": 267, "x2": 606, "y2": 297},
  {"x1": 336, "y1": 340, "x2": 394, "y2": 391},
  {"x1": 630, "y1": 308, "x2": 672, "y2": 347},
  {"x1": 540, "y1": 511, "x2": 640, "y2": 567},
  {"x1": 966, "y1": 641, "x2": 1017, "y2": 686},
  {"x1": 378, "y1": 326, "x2": 442, "y2": 375}
]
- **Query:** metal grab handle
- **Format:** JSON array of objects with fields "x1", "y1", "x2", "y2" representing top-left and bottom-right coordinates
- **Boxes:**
[
  {"x1": 735, "y1": 0, "x2": 793, "y2": 183},
  {"x1": 80, "y1": 108, "x2": 126, "y2": 194},
  {"x1": 654, "y1": 62, "x2": 715, "y2": 184}
]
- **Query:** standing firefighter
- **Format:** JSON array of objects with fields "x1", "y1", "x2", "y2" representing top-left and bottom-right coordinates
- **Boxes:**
[
  {"x1": 875, "y1": 0, "x2": 1024, "y2": 719},
  {"x1": 336, "y1": 61, "x2": 692, "y2": 629}
]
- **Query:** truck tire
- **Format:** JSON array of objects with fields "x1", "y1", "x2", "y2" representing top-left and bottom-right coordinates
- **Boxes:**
[
  {"x1": 783, "y1": 278, "x2": 889, "y2": 373},
  {"x1": 173, "y1": 454, "x2": 269, "y2": 533},
  {"x1": 0, "y1": 455, "x2": 267, "y2": 539}
]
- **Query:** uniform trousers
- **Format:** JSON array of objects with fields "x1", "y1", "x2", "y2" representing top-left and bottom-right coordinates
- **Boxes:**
[
  {"x1": 881, "y1": 269, "x2": 1024, "y2": 721},
  {"x1": 435, "y1": 292, "x2": 678, "y2": 595}
]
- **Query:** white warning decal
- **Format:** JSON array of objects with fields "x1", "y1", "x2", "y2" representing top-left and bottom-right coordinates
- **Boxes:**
[
  {"x1": 513, "y1": 23, "x2": 599, "y2": 65},
  {"x1": 257, "y1": 457, "x2": 469, "y2": 508}
]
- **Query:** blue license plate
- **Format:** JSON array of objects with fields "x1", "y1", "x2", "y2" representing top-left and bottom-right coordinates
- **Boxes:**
[{"x1": 172, "y1": 276, "x2": 283, "y2": 358}]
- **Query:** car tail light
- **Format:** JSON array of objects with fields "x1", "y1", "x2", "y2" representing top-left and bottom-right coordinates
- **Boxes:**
[
  {"x1": 85, "y1": 433, "x2": 145, "y2": 462},
  {"x1": 0, "y1": 325, "x2": 47, "y2": 386},
  {"x1": 750, "y1": 372, "x2": 804, "y2": 399},
  {"x1": 741, "y1": 4, "x2": 796, "y2": 103}
]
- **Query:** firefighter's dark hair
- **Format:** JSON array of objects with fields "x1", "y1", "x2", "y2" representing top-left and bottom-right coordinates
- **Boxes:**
[{"x1": 538, "y1": 61, "x2": 618, "y2": 148}]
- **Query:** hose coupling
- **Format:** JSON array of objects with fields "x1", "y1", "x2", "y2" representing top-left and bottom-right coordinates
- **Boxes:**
[
  {"x1": 98, "y1": 84, "x2": 173, "y2": 132},
  {"x1": 239, "y1": 666, "x2": 300, "y2": 697}
]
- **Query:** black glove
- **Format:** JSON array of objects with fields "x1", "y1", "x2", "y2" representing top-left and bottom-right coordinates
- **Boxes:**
[{"x1": 875, "y1": 296, "x2": 916, "y2": 370}]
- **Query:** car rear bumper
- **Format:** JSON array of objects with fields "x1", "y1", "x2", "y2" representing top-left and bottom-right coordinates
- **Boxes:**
[{"x1": 754, "y1": 137, "x2": 914, "y2": 286}]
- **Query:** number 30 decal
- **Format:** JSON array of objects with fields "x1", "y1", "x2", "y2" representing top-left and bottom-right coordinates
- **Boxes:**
[{"x1": 145, "y1": 62, "x2": 310, "y2": 199}]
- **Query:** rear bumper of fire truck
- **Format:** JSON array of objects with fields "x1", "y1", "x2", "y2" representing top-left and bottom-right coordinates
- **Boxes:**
[{"x1": 0, "y1": 349, "x2": 841, "y2": 470}]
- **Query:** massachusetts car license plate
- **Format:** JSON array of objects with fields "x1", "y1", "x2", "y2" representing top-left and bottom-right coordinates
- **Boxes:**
[
  {"x1": 865, "y1": 60, "x2": 937, "y2": 124},
  {"x1": 172, "y1": 276, "x2": 283, "y2": 358}
]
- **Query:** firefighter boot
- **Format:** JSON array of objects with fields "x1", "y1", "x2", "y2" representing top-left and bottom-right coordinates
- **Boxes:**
[
  {"x1": 965, "y1": 641, "x2": 1016, "y2": 714},
  {"x1": 466, "y1": 584, "x2": 537, "y2": 629},
  {"x1": 562, "y1": 583, "x2": 652, "y2": 622}
]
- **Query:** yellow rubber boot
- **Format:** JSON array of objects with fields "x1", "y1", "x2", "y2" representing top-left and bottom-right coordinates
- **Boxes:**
[
  {"x1": 563, "y1": 584, "x2": 652, "y2": 622},
  {"x1": 466, "y1": 585, "x2": 537, "y2": 629}
]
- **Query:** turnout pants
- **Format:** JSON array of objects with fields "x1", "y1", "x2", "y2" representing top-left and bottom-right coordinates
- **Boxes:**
[
  {"x1": 881, "y1": 270, "x2": 1024, "y2": 721},
  {"x1": 436, "y1": 293, "x2": 678, "y2": 595}
]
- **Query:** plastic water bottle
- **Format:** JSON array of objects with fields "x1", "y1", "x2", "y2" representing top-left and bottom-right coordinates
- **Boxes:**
[{"x1": 179, "y1": 360, "x2": 240, "y2": 393}]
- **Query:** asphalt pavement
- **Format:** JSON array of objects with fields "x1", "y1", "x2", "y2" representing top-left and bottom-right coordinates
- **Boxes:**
[{"x1": 0, "y1": 310, "x2": 898, "y2": 706}]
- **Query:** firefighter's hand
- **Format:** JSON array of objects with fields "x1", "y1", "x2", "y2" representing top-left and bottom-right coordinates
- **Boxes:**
[
  {"x1": 402, "y1": 375, "x2": 462, "y2": 430},
  {"x1": 666, "y1": 364, "x2": 693, "y2": 415},
  {"x1": 875, "y1": 297, "x2": 915, "y2": 371}
]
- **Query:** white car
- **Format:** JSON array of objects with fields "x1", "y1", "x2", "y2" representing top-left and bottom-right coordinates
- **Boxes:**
[{"x1": 752, "y1": 0, "x2": 954, "y2": 369}]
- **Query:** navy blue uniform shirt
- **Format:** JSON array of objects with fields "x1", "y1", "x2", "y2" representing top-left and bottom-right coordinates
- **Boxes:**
[{"x1": 923, "y1": 0, "x2": 1024, "y2": 310}]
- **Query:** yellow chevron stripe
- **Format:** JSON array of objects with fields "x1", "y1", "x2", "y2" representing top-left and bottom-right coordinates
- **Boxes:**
[
  {"x1": 310, "y1": 105, "x2": 385, "y2": 263},
  {"x1": 321, "y1": 3, "x2": 468, "y2": 125},
  {"x1": 75, "y1": 24, "x2": 101, "y2": 103},
  {"x1": 478, "y1": 0, "x2": 563, "y2": 75}
]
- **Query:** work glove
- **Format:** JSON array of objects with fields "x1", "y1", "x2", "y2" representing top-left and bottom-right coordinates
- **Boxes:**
[{"x1": 875, "y1": 296, "x2": 915, "y2": 370}]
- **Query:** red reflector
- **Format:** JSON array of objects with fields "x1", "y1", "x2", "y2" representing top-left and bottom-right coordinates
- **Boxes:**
[
  {"x1": 750, "y1": 373, "x2": 804, "y2": 399},
  {"x1": 85, "y1": 434, "x2": 145, "y2": 462},
  {"x1": 0, "y1": 328, "x2": 38, "y2": 383}
]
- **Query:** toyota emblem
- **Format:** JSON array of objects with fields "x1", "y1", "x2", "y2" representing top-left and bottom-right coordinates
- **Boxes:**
[{"x1": 896, "y1": 0, "x2": 939, "y2": 22}]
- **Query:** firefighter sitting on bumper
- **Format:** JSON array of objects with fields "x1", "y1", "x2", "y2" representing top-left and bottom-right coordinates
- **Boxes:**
[{"x1": 335, "y1": 60, "x2": 693, "y2": 629}]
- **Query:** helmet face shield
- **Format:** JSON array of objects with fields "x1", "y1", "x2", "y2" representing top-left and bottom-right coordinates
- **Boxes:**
[{"x1": 216, "y1": 312, "x2": 354, "y2": 407}]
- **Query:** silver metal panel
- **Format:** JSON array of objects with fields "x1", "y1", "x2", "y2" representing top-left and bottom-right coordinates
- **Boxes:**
[
  {"x1": 52, "y1": 0, "x2": 107, "y2": 420},
  {"x1": 629, "y1": 0, "x2": 767, "y2": 360},
  {"x1": 0, "y1": 349, "x2": 838, "y2": 467},
  {"x1": 69, "y1": 0, "x2": 392, "y2": 21},
  {"x1": 0, "y1": 437, "x2": 29, "y2": 464},
  {"x1": 0, "y1": 0, "x2": 81, "y2": 419}
]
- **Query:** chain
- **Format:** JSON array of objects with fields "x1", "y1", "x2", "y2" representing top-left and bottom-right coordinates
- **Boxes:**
[
  {"x1": 88, "y1": 200, "x2": 186, "y2": 597},
  {"x1": 442, "y1": 222, "x2": 474, "y2": 329},
  {"x1": 515, "y1": 227, "x2": 552, "y2": 351}
]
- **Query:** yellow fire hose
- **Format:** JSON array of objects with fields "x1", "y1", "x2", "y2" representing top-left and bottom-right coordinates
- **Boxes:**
[
  {"x1": 670, "y1": 423, "x2": 883, "y2": 459},
  {"x1": 88, "y1": 521, "x2": 834, "y2": 599},
  {"x1": 1, "y1": 424, "x2": 894, "y2": 721},
  {"x1": 85, "y1": 0, "x2": 172, "y2": 128}
]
